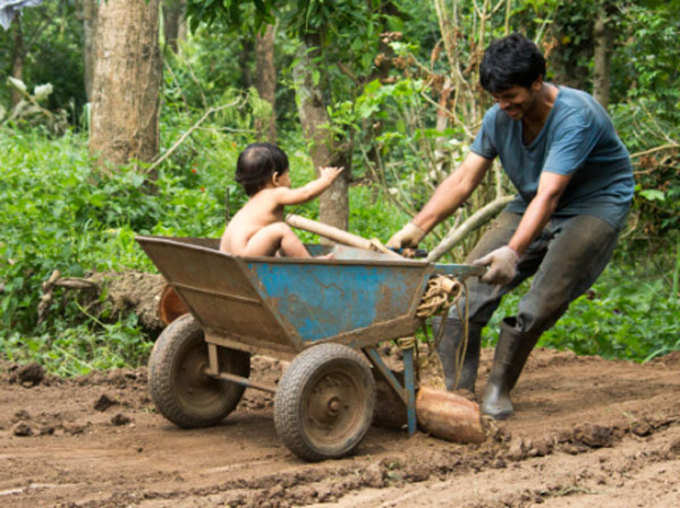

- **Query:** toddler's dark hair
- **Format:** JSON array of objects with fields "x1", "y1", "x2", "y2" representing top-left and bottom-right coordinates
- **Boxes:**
[
  {"x1": 480, "y1": 33, "x2": 546, "y2": 93},
  {"x1": 235, "y1": 143, "x2": 289, "y2": 196}
]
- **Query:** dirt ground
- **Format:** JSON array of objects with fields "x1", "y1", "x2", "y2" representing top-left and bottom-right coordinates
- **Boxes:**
[{"x1": 1, "y1": 344, "x2": 679, "y2": 508}]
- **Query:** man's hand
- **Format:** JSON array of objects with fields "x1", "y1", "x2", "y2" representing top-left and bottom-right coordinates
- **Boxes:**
[
  {"x1": 473, "y1": 246, "x2": 519, "y2": 286},
  {"x1": 386, "y1": 222, "x2": 426, "y2": 249}
]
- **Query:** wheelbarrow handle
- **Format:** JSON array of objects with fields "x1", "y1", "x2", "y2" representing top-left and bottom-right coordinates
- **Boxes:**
[{"x1": 388, "y1": 247, "x2": 428, "y2": 259}]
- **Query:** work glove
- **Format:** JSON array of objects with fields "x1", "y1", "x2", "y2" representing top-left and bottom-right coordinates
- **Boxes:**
[
  {"x1": 472, "y1": 246, "x2": 519, "y2": 286},
  {"x1": 386, "y1": 222, "x2": 426, "y2": 249}
]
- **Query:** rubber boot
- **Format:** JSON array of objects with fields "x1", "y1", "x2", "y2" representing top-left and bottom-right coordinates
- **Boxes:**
[
  {"x1": 481, "y1": 317, "x2": 540, "y2": 420},
  {"x1": 433, "y1": 317, "x2": 481, "y2": 393}
]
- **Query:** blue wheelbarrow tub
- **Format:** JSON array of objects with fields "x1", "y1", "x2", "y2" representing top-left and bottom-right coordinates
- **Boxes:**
[{"x1": 136, "y1": 236, "x2": 482, "y2": 357}]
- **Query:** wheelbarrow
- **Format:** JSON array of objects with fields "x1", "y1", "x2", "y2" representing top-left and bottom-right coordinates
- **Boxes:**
[{"x1": 136, "y1": 232, "x2": 484, "y2": 461}]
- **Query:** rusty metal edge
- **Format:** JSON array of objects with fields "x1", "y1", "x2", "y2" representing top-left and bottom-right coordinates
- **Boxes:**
[{"x1": 204, "y1": 330, "x2": 297, "y2": 361}]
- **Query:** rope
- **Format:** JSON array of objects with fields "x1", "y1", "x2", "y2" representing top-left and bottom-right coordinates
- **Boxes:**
[
  {"x1": 394, "y1": 275, "x2": 472, "y2": 390},
  {"x1": 415, "y1": 275, "x2": 463, "y2": 319},
  {"x1": 412, "y1": 275, "x2": 471, "y2": 390}
]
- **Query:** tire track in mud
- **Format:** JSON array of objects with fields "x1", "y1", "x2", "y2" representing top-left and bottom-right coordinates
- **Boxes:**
[
  {"x1": 67, "y1": 415, "x2": 680, "y2": 508},
  {"x1": 2, "y1": 351, "x2": 679, "y2": 507}
]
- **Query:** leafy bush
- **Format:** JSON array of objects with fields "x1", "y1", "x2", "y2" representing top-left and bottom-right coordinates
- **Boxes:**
[{"x1": 1, "y1": 123, "x2": 678, "y2": 375}]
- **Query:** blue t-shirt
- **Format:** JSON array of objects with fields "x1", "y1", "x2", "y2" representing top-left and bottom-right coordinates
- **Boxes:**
[{"x1": 470, "y1": 86, "x2": 634, "y2": 230}]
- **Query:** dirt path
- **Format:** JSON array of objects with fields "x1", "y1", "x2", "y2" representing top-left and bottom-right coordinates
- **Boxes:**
[{"x1": 1, "y1": 348, "x2": 679, "y2": 507}]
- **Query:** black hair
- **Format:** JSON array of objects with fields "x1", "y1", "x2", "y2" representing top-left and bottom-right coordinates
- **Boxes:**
[
  {"x1": 235, "y1": 143, "x2": 289, "y2": 196},
  {"x1": 479, "y1": 33, "x2": 546, "y2": 93}
]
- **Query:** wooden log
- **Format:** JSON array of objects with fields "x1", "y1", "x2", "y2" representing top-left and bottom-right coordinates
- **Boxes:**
[
  {"x1": 38, "y1": 270, "x2": 168, "y2": 334},
  {"x1": 416, "y1": 386, "x2": 486, "y2": 443}
]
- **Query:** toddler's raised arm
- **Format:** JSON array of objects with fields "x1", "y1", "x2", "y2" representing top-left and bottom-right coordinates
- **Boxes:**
[{"x1": 275, "y1": 166, "x2": 344, "y2": 205}]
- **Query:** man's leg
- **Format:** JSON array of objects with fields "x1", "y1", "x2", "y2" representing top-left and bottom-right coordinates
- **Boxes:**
[
  {"x1": 481, "y1": 215, "x2": 620, "y2": 419},
  {"x1": 437, "y1": 212, "x2": 526, "y2": 392}
]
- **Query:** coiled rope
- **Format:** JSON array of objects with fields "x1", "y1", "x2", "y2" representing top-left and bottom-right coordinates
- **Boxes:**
[{"x1": 398, "y1": 274, "x2": 470, "y2": 389}]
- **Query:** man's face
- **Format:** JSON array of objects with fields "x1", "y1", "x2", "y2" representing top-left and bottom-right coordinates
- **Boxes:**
[{"x1": 491, "y1": 80, "x2": 541, "y2": 120}]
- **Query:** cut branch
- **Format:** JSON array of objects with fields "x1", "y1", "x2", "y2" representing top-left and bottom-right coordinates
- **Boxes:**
[
  {"x1": 427, "y1": 195, "x2": 514, "y2": 262},
  {"x1": 144, "y1": 98, "x2": 242, "y2": 175}
]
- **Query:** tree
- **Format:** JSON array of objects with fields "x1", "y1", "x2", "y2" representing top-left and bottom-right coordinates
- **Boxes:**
[
  {"x1": 292, "y1": 33, "x2": 352, "y2": 229},
  {"x1": 185, "y1": 0, "x2": 394, "y2": 230},
  {"x1": 592, "y1": 1, "x2": 614, "y2": 109},
  {"x1": 254, "y1": 23, "x2": 277, "y2": 141},
  {"x1": 9, "y1": 17, "x2": 24, "y2": 107},
  {"x1": 89, "y1": 0, "x2": 162, "y2": 167},
  {"x1": 79, "y1": 0, "x2": 98, "y2": 102},
  {"x1": 283, "y1": 1, "x2": 404, "y2": 230},
  {"x1": 162, "y1": 0, "x2": 187, "y2": 53}
]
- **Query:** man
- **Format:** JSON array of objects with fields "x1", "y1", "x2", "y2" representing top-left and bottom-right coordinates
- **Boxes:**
[{"x1": 387, "y1": 33, "x2": 634, "y2": 420}]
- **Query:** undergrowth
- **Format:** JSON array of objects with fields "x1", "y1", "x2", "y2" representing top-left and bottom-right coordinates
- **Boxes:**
[{"x1": 0, "y1": 127, "x2": 678, "y2": 375}]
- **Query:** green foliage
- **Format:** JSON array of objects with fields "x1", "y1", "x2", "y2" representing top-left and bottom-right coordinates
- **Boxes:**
[
  {"x1": 2, "y1": 0, "x2": 679, "y2": 378},
  {"x1": 0, "y1": 122, "x2": 241, "y2": 336},
  {"x1": 609, "y1": 100, "x2": 680, "y2": 249},
  {"x1": 0, "y1": 1, "x2": 85, "y2": 123},
  {"x1": 185, "y1": 0, "x2": 277, "y2": 32},
  {"x1": 1, "y1": 315, "x2": 153, "y2": 377},
  {"x1": 612, "y1": 3, "x2": 680, "y2": 123}
]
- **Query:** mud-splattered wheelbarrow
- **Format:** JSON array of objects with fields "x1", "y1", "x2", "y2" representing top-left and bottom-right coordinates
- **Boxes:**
[{"x1": 136, "y1": 235, "x2": 483, "y2": 461}]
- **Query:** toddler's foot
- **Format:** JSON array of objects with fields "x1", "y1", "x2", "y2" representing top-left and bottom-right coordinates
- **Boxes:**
[{"x1": 316, "y1": 253, "x2": 335, "y2": 260}]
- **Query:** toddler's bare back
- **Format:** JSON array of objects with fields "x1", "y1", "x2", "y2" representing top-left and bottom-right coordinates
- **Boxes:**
[{"x1": 220, "y1": 189, "x2": 284, "y2": 255}]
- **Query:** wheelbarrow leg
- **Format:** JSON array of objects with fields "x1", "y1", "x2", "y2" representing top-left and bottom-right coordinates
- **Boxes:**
[
  {"x1": 364, "y1": 344, "x2": 418, "y2": 436},
  {"x1": 401, "y1": 344, "x2": 417, "y2": 436}
]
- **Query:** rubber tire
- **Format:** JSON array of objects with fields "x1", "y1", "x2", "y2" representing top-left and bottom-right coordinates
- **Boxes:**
[
  {"x1": 274, "y1": 343, "x2": 376, "y2": 462},
  {"x1": 149, "y1": 314, "x2": 250, "y2": 428}
]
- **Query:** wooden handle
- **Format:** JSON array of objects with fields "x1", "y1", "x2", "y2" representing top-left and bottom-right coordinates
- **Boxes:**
[{"x1": 285, "y1": 214, "x2": 402, "y2": 259}]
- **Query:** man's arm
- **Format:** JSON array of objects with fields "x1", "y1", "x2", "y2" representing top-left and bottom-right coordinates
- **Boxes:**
[
  {"x1": 387, "y1": 153, "x2": 492, "y2": 249},
  {"x1": 508, "y1": 171, "x2": 572, "y2": 255},
  {"x1": 474, "y1": 170, "x2": 572, "y2": 285},
  {"x1": 412, "y1": 152, "x2": 493, "y2": 232}
]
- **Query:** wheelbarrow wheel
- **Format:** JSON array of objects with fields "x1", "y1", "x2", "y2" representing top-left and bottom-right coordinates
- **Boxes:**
[
  {"x1": 274, "y1": 343, "x2": 376, "y2": 462},
  {"x1": 149, "y1": 314, "x2": 250, "y2": 428}
]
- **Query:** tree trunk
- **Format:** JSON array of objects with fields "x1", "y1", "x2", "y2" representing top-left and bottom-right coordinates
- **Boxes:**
[
  {"x1": 80, "y1": 0, "x2": 98, "y2": 103},
  {"x1": 89, "y1": 0, "x2": 162, "y2": 167},
  {"x1": 239, "y1": 37, "x2": 254, "y2": 90},
  {"x1": 592, "y1": 2, "x2": 612, "y2": 109},
  {"x1": 254, "y1": 24, "x2": 277, "y2": 142},
  {"x1": 162, "y1": 0, "x2": 186, "y2": 53},
  {"x1": 10, "y1": 18, "x2": 24, "y2": 107},
  {"x1": 293, "y1": 37, "x2": 351, "y2": 230}
]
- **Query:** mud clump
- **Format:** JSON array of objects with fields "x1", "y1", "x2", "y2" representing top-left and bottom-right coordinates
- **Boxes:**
[
  {"x1": 12, "y1": 409, "x2": 31, "y2": 422},
  {"x1": 668, "y1": 438, "x2": 680, "y2": 457},
  {"x1": 573, "y1": 423, "x2": 614, "y2": 448},
  {"x1": 630, "y1": 419, "x2": 652, "y2": 437},
  {"x1": 9, "y1": 363, "x2": 45, "y2": 387},
  {"x1": 94, "y1": 394, "x2": 119, "y2": 412},
  {"x1": 111, "y1": 413, "x2": 132, "y2": 426},
  {"x1": 13, "y1": 422, "x2": 33, "y2": 436}
]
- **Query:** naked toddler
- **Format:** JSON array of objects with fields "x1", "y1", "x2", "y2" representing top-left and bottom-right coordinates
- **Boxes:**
[{"x1": 220, "y1": 143, "x2": 343, "y2": 257}]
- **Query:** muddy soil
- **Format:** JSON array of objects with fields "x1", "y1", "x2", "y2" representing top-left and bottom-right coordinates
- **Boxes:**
[{"x1": 1, "y1": 346, "x2": 679, "y2": 507}]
